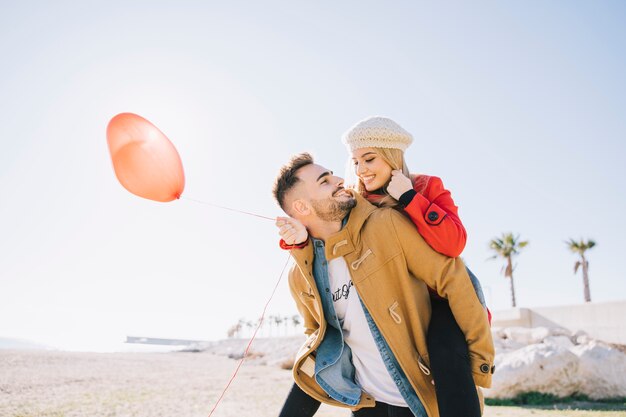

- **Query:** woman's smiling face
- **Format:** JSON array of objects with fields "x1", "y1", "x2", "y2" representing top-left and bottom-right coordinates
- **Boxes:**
[{"x1": 351, "y1": 147, "x2": 393, "y2": 192}]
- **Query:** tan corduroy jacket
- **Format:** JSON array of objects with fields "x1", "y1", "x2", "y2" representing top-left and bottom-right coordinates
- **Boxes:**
[{"x1": 288, "y1": 192, "x2": 494, "y2": 417}]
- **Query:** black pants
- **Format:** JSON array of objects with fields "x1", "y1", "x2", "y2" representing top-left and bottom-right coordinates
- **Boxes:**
[
  {"x1": 278, "y1": 384, "x2": 412, "y2": 417},
  {"x1": 278, "y1": 382, "x2": 320, "y2": 417},
  {"x1": 352, "y1": 402, "x2": 414, "y2": 417},
  {"x1": 278, "y1": 301, "x2": 480, "y2": 417},
  {"x1": 427, "y1": 298, "x2": 481, "y2": 417}
]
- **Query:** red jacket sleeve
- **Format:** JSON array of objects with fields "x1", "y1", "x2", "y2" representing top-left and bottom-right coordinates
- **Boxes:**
[
  {"x1": 402, "y1": 175, "x2": 467, "y2": 257},
  {"x1": 279, "y1": 239, "x2": 309, "y2": 250}
]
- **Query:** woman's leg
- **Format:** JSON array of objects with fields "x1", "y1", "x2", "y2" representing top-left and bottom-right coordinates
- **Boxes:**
[
  {"x1": 278, "y1": 382, "x2": 322, "y2": 417},
  {"x1": 427, "y1": 298, "x2": 481, "y2": 417}
]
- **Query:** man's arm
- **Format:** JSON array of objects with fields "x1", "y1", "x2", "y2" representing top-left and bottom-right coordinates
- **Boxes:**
[
  {"x1": 388, "y1": 210, "x2": 495, "y2": 387},
  {"x1": 288, "y1": 266, "x2": 319, "y2": 337}
]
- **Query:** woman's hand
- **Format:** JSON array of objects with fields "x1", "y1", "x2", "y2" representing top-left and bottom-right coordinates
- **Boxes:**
[
  {"x1": 276, "y1": 216, "x2": 308, "y2": 245},
  {"x1": 387, "y1": 170, "x2": 414, "y2": 200}
]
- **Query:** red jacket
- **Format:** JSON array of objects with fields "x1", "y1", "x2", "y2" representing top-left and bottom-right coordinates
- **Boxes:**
[{"x1": 399, "y1": 174, "x2": 466, "y2": 258}]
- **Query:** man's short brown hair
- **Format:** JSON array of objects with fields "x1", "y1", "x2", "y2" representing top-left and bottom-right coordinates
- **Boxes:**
[{"x1": 272, "y1": 152, "x2": 314, "y2": 212}]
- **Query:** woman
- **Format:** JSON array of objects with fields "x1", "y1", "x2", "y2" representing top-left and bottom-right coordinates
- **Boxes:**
[{"x1": 277, "y1": 116, "x2": 488, "y2": 417}]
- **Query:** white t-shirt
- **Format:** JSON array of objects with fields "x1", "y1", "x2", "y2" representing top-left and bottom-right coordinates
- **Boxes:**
[{"x1": 328, "y1": 257, "x2": 407, "y2": 407}]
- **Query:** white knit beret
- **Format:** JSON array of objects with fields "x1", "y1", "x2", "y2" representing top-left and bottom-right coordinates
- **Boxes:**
[{"x1": 342, "y1": 116, "x2": 413, "y2": 152}]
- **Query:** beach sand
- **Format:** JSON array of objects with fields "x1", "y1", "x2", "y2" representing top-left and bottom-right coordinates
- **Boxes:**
[{"x1": 1, "y1": 349, "x2": 624, "y2": 417}]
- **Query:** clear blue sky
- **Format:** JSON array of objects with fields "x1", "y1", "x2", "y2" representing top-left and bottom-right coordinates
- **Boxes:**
[{"x1": 1, "y1": 1, "x2": 625, "y2": 351}]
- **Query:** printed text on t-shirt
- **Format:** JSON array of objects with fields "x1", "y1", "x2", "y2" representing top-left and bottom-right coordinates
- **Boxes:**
[{"x1": 332, "y1": 280, "x2": 354, "y2": 302}]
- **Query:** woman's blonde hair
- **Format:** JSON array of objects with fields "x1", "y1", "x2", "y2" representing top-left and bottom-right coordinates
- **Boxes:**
[{"x1": 355, "y1": 147, "x2": 411, "y2": 209}]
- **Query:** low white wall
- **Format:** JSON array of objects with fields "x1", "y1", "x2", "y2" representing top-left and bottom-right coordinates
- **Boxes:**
[{"x1": 491, "y1": 300, "x2": 626, "y2": 345}]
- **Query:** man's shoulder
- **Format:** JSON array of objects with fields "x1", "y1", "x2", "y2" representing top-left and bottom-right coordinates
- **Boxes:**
[
  {"x1": 350, "y1": 193, "x2": 419, "y2": 236},
  {"x1": 367, "y1": 205, "x2": 409, "y2": 221},
  {"x1": 363, "y1": 206, "x2": 415, "y2": 231}
]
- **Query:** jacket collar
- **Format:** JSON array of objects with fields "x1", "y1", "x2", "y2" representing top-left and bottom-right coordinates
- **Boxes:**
[{"x1": 324, "y1": 191, "x2": 376, "y2": 261}]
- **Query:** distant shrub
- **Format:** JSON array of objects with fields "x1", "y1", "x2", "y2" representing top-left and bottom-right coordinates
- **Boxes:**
[
  {"x1": 246, "y1": 351, "x2": 265, "y2": 360},
  {"x1": 280, "y1": 358, "x2": 294, "y2": 370},
  {"x1": 227, "y1": 350, "x2": 264, "y2": 360},
  {"x1": 486, "y1": 392, "x2": 626, "y2": 406}
]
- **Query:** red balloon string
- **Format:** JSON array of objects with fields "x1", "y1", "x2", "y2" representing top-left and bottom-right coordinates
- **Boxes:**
[
  {"x1": 207, "y1": 252, "x2": 292, "y2": 417},
  {"x1": 182, "y1": 196, "x2": 275, "y2": 221},
  {"x1": 182, "y1": 194, "x2": 286, "y2": 415}
]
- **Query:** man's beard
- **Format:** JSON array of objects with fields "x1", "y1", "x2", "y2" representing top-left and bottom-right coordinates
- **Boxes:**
[{"x1": 310, "y1": 195, "x2": 356, "y2": 222}]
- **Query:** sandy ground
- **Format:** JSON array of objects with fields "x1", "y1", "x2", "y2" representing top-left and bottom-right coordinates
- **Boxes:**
[{"x1": 1, "y1": 349, "x2": 624, "y2": 417}]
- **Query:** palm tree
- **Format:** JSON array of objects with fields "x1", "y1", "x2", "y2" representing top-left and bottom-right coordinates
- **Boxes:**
[
  {"x1": 283, "y1": 315, "x2": 290, "y2": 335},
  {"x1": 566, "y1": 238, "x2": 596, "y2": 302},
  {"x1": 265, "y1": 315, "x2": 274, "y2": 337},
  {"x1": 274, "y1": 315, "x2": 284, "y2": 337},
  {"x1": 236, "y1": 319, "x2": 246, "y2": 338},
  {"x1": 226, "y1": 324, "x2": 237, "y2": 338},
  {"x1": 291, "y1": 315, "x2": 301, "y2": 333},
  {"x1": 227, "y1": 321, "x2": 242, "y2": 338},
  {"x1": 489, "y1": 232, "x2": 529, "y2": 307}
]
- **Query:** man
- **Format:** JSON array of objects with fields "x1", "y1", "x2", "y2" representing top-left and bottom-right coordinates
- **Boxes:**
[{"x1": 272, "y1": 153, "x2": 494, "y2": 417}]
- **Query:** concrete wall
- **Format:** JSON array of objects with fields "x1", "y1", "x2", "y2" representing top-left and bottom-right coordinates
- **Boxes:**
[{"x1": 491, "y1": 300, "x2": 626, "y2": 345}]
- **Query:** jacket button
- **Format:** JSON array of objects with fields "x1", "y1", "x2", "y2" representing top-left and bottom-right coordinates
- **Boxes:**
[
  {"x1": 427, "y1": 211, "x2": 439, "y2": 221},
  {"x1": 480, "y1": 363, "x2": 490, "y2": 373}
]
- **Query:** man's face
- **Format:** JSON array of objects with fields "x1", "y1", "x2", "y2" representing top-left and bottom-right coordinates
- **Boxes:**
[{"x1": 296, "y1": 163, "x2": 356, "y2": 221}]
